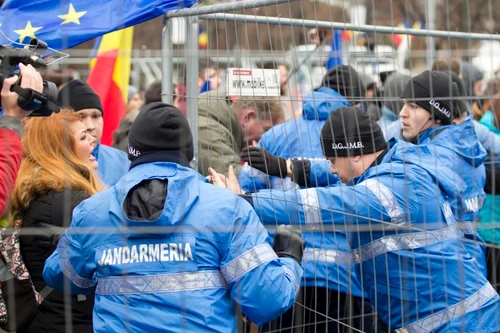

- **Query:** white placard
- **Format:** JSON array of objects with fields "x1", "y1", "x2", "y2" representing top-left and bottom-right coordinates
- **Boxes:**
[{"x1": 226, "y1": 68, "x2": 281, "y2": 97}]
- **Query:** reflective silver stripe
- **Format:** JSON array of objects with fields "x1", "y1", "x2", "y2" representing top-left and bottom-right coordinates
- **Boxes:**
[
  {"x1": 283, "y1": 266, "x2": 300, "y2": 292},
  {"x1": 96, "y1": 270, "x2": 226, "y2": 295},
  {"x1": 459, "y1": 221, "x2": 477, "y2": 235},
  {"x1": 352, "y1": 224, "x2": 459, "y2": 263},
  {"x1": 442, "y1": 201, "x2": 453, "y2": 221},
  {"x1": 221, "y1": 244, "x2": 277, "y2": 283},
  {"x1": 395, "y1": 283, "x2": 498, "y2": 333},
  {"x1": 358, "y1": 178, "x2": 405, "y2": 224},
  {"x1": 302, "y1": 248, "x2": 353, "y2": 266},
  {"x1": 299, "y1": 188, "x2": 322, "y2": 226},
  {"x1": 58, "y1": 237, "x2": 94, "y2": 288}
]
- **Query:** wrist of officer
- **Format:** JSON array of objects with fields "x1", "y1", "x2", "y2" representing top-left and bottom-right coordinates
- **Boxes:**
[{"x1": 286, "y1": 160, "x2": 292, "y2": 178}]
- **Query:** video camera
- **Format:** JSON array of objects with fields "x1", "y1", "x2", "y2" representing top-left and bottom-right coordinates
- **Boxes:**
[{"x1": 0, "y1": 38, "x2": 59, "y2": 117}]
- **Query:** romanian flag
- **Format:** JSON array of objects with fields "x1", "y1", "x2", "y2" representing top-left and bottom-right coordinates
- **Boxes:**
[
  {"x1": 341, "y1": 30, "x2": 353, "y2": 42},
  {"x1": 393, "y1": 20, "x2": 424, "y2": 47},
  {"x1": 87, "y1": 27, "x2": 133, "y2": 146}
]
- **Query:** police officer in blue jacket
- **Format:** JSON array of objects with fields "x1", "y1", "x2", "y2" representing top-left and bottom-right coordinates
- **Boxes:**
[
  {"x1": 57, "y1": 80, "x2": 129, "y2": 186},
  {"x1": 399, "y1": 70, "x2": 487, "y2": 274},
  {"x1": 250, "y1": 71, "x2": 489, "y2": 278},
  {"x1": 213, "y1": 107, "x2": 500, "y2": 332},
  {"x1": 43, "y1": 103, "x2": 305, "y2": 333},
  {"x1": 239, "y1": 65, "x2": 372, "y2": 333}
]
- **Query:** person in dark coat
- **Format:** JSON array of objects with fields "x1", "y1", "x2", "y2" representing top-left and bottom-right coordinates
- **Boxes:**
[{"x1": 12, "y1": 110, "x2": 103, "y2": 333}]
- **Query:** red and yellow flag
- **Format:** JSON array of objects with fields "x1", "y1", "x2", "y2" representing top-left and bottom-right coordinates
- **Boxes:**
[{"x1": 87, "y1": 27, "x2": 133, "y2": 146}]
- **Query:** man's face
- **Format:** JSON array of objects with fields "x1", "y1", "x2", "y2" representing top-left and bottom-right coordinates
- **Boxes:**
[
  {"x1": 199, "y1": 68, "x2": 220, "y2": 92},
  {"x1": 127, "y1": 93, "x2": 144, "y2": 113},
  {"x1": 78, "y1": 108, "x2": 104, "y2": 144},
  {"x1": 329, "y1": 156, "x2": 358, "y2": 184},
  {"x1": 208, "y1": 69, "x2": 221, "y2": 91},
  {"x1": 241, "y1": 113, "x2": 274, "y2": 144},
  {"x1": 399, "y1": 101, "x2": 433, "y2": 141}
]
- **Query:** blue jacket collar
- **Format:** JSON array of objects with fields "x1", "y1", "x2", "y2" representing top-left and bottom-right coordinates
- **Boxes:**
[
  {"x1": 92, "y1": 142, "x2": 101, "y2": 159},
  {"x1": 417, "y1": 124, "x2": 451, "y2": 143}
]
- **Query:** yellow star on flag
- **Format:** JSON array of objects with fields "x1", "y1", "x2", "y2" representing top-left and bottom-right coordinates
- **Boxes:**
[
  {"x1": 58, "y1": 4, "x2": 87, "y2": 25},
  {"x1": 14, "y1": 21, "x2": 42, "y2": 43}
]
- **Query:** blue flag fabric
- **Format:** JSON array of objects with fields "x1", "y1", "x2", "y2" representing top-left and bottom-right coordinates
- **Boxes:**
[
  {"x1": 0, "y1": 0, "x2": 196, "y2": 51},
  {"x1": 326, "y1": 30, "x2": 342, "y2": 70}
]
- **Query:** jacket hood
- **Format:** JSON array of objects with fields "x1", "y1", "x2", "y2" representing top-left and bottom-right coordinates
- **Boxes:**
[
  {"x1": 302, "y1": 87, "x2": 350, "y2": 120},
  {"x1": 116, "y1": 162, "x2": 204, "y2": 228},
  {"x1": 383, "y1": 139, "x2": 466, "y2": 199},
  {"x1": 420, "y1": 119, "x2": 486, "y2": 167}
]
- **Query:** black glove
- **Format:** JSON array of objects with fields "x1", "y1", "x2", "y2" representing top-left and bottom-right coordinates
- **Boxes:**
[
  {"x1": 273, "y1": 225, "x2": 305, "y2": 264},
  {"x1": 241, "y1": 147, "x2": 288, "y2": 178}
]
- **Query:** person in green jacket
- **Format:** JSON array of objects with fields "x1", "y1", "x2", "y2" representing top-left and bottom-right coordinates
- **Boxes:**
[{"x1": 197, "y1": 91, "x2": 282, "y2": 176}]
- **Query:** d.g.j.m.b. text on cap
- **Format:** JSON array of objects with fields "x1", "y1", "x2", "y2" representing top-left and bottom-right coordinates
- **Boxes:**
[{"x1": 321, "y1": 106, "x2": 386, "y2": 158}]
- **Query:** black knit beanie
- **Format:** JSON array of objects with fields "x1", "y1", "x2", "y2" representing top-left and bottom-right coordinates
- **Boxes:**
[
  {"x1": 320, "y1": 65, "x2": 366, "y2": 104},
  {"x1": 321, "y1": 107, "x2": 386, "y2": 157},
  {"x1": 127, "y1": 102, "x2": 194, "y2": 162},
  {"x1": 57, "y1": 80, "x2": 103, "y2": 114},
  {"x1": 401, "y1": 70, "x2": 460, "y2": 125}
]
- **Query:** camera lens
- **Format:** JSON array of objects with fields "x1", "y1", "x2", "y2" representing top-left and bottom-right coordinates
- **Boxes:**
[{"x1": 43, "y1": 81, "x2": 58, "y2": 104}]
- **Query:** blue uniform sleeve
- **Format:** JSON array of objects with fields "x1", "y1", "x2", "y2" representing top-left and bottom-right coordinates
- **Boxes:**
[
  {"x1": 473, "y1": 120, "x2": 500, "y2": 156},
  {"x1": 238, "y1": 164, "x2": 271, "y2": 192},
  {"x1": 251, "y1": 181, "x2": 393, "y2": 228},
  {"x1": 220, "y1": 196, "x2": 302, "y2": 326},
  {"x1": 308, "y1": 159, "x2": 340, "y2": 187},
  {"x1": 43, "y1": 206, "x2": 96, "y2": 294}
]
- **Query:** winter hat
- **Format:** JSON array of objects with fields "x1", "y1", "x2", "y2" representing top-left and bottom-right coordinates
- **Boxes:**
[
  {"x1": 320, "y1": 65, "x2": 366, "y2": 104},
  {"x1": 383, "y1": 72, "x2": 411, "y2": 115},
  {"x1": 57, "y1": 80, "x2": 103, "y2": 114},
  {"x1": 401, "y1": 70, "x2": 460, "y2": 125},
  {"x1": 461, "y1": 62, "x2": 483, "y2": 98},
  {"x1": 443, "y1": 71, "x2": 469, "y2": 116},
  {"x1": 321, "y1": 106, "x2": 386, "y2": 157},
  {"x1": 127, "y1": 102, "x2": 194, "y2": 162},
  {"x1": 127, "y1": 85, "x2": 138, "y2": 103}
]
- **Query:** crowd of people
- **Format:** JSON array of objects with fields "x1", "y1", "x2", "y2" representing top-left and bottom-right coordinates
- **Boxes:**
[{"x1": 1, "y1": 55, "x2": 500, "y2": 333}]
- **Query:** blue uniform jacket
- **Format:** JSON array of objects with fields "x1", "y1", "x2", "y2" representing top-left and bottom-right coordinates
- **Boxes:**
[
  {"x1": 249, "y1": 141, "x2": 500, "y2": 332},
  {"x1": 419, "y1": 120, "x2": 487, "y2": 274},
  {"x1": 240, "y1": 88, "x2": 364, "y2": 298},
  {"x1": 43, "y1": 162, "x2": 302, "y2": 332},
  {"x1": 309, "y1": 120, "x2": 489, "y2": 274},
  {"x1": 93, "y1": 143, "x2": 129, "y2": 186}
]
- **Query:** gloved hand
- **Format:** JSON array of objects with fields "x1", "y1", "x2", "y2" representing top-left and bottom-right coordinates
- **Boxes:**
[
  {"x1": 273, "y1": 225, "x2": 305, "y2": 264},
  {"x1": 241, "y1": 147, "x2": 288, "y2": 178}
]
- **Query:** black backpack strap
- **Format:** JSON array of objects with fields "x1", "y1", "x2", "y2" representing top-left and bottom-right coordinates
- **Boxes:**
[{"x1": 39, "y1": 285, "x2": 53, "y2": 300}]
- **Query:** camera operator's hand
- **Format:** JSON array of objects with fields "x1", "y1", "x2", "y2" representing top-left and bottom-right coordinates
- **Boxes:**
[{"x1": 1, "y1": 63, "x2": 43, "y2": 120}]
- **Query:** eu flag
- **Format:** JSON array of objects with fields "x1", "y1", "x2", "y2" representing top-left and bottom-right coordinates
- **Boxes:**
[{"x1": 0, "y1": 0, "x2": 196, "y2": 51}]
